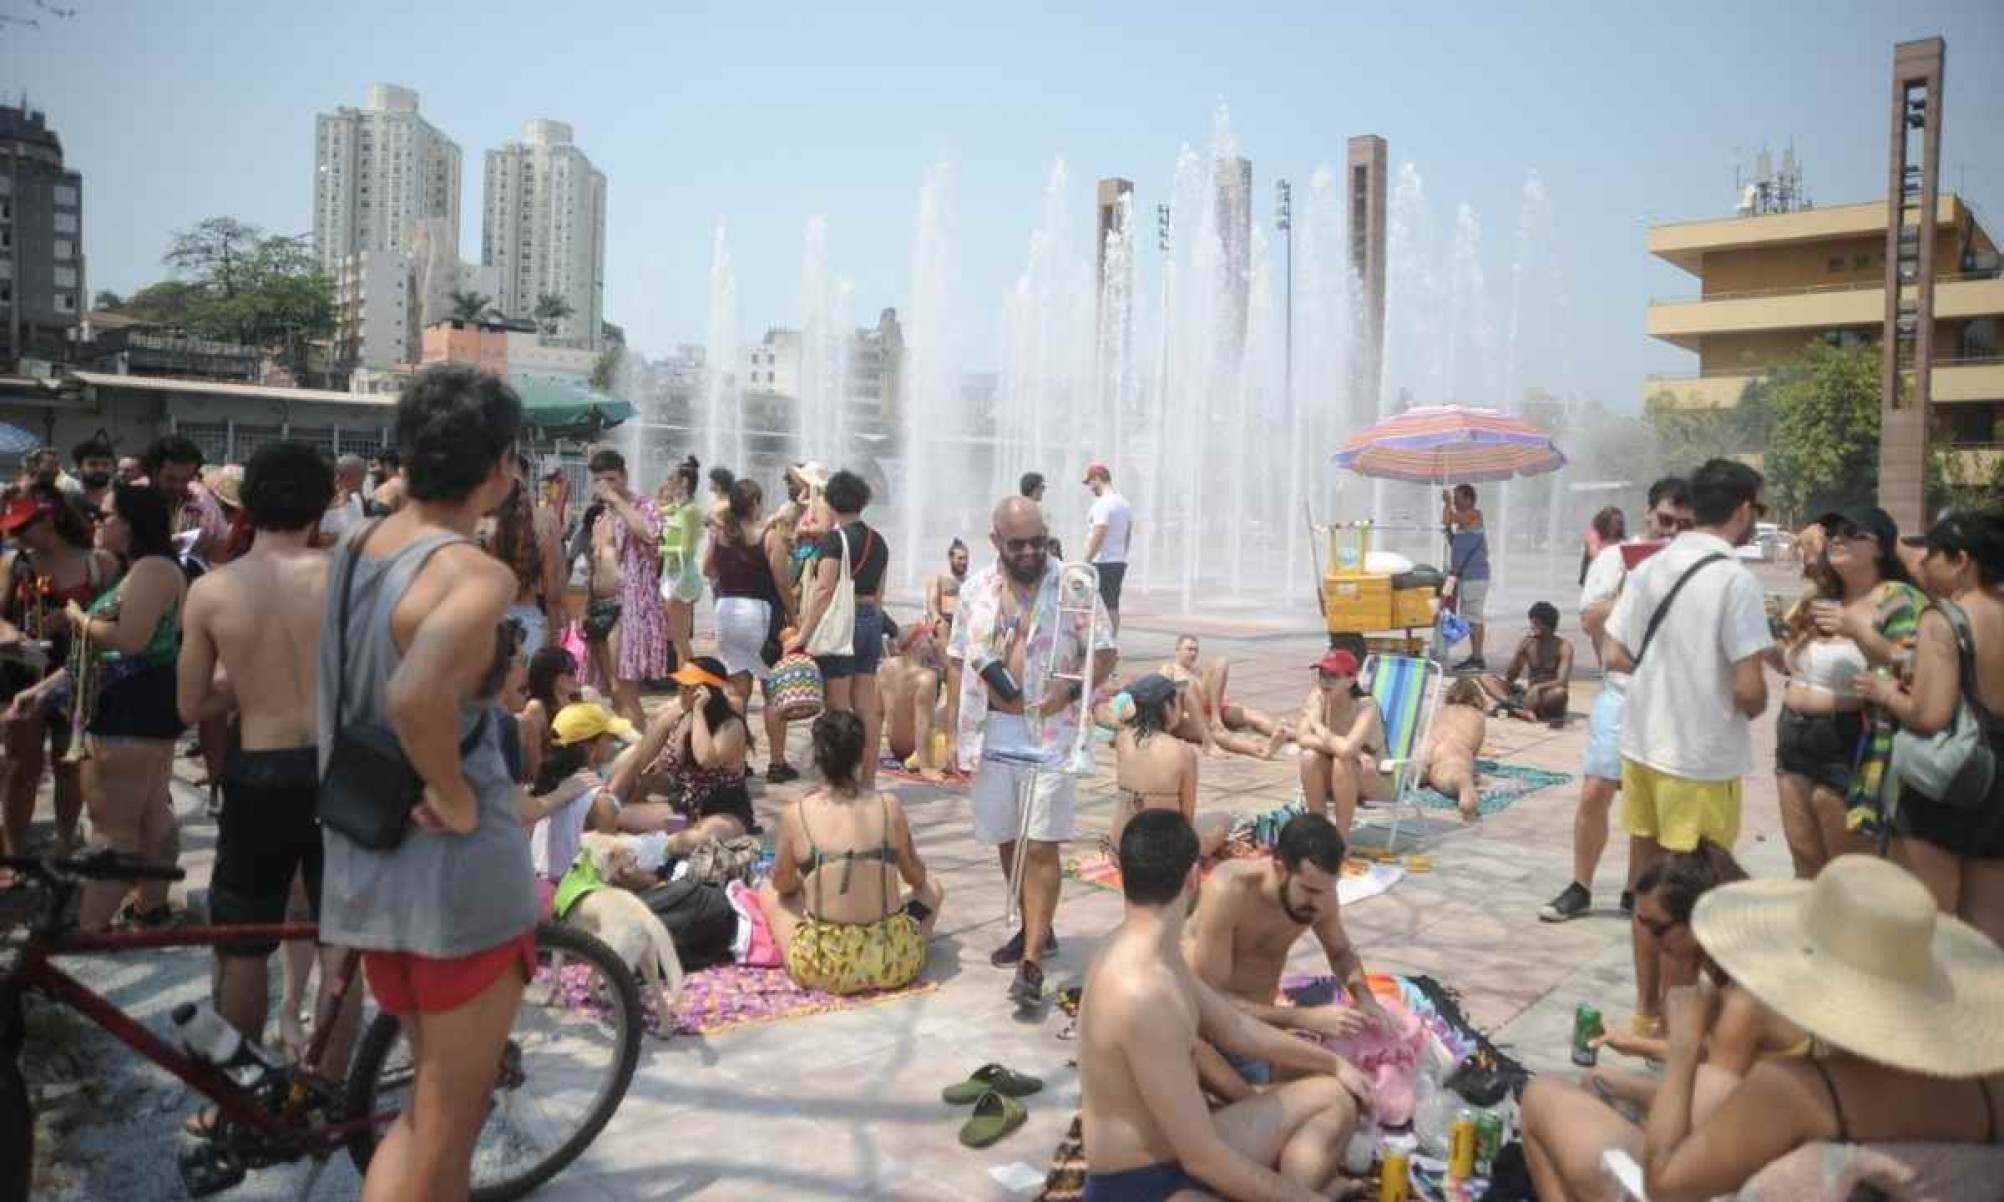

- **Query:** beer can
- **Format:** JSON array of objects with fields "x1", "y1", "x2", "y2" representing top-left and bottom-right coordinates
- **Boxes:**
[
  {"x1": 1572, "y1": 1002, "x2": 1604, "y2": 1067},
  {"x1": 1448, "y1": 1108, "x2": 1478, "y2": 1180},
  {"x1": 1475, "y1": 1110, "x2": 1503, "y2": 1175},
  {"x1": 1378, "y1": 1148, "x2": 1410, "y2": 1202}
]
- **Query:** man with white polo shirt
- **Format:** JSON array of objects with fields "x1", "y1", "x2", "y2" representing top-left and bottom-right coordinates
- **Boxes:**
[
  {"x1": 1539, "y1": 476, "x2": 1692, "y2": 923},
  {"x1": 1603, "y1": 457, "x2": 1772, "y2": 1031},
  {"x1": 1082, "y1": 462, "x2": 1133, "y2": 632}
]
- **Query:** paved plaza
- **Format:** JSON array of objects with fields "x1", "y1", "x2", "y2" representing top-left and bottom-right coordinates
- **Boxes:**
[{"x1": 21, "y1": 587, "x2": 1796, "y2": 1200}]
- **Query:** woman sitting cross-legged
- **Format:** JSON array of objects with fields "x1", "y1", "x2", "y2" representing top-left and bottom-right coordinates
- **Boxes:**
[
  {"x1": 613, "y1": 656, "x2": 757, "y2": 854},
  {"x1": 758, "y1": 710, "x2": 944, "y2": 996},
  {"x1": 1524, "y1": 853, "x2": 2004, "y2": 1202},
  {"x1": 1108, "y1": 673, "x2": 1229, "y2": 859}
]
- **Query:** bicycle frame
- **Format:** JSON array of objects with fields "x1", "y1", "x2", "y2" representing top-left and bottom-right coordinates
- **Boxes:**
[{"x1": 7, "y1": 919, "x2": 384, "y2": 1150}]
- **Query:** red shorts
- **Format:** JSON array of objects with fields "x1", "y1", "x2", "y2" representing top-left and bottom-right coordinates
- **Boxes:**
[{"x1": 362, "y1": 931, "x2": 537, "y2": 1017}]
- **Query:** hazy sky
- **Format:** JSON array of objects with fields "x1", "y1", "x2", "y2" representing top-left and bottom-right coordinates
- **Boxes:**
[{"x1": 5, "y1": 0, "x2": 2000, "y2": 411}]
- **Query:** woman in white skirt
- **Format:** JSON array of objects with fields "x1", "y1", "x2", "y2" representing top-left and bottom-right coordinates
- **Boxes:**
[{"x1": 704, "y1": 478, "x2": 780, "y2": 713}]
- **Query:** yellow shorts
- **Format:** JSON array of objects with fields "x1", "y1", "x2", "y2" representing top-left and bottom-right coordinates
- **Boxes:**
[
  {"x1": 784, "y1": 911, "x2": 925, "y2": 997},
  {"x1": 1620, "y1": 759, "x2": 1741, "y2": 851}
]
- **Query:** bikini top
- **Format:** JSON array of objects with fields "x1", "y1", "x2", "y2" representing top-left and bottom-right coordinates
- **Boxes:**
[
  {"x1": 1810, "y1": 1059, "x2": 1999, "y2": 1144},
  {"x1": 1791, "y1": 638, "x2": 1867, "y2": 695},
  {"x1": 797, "y1": 791, "x2": 899, "y2": 921}
]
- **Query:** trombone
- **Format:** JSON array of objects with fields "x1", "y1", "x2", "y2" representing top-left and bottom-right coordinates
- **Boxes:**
[
  {"x1": 61, "y1": 606, "x2": 98, "y2": 764},
  {"x1": 999, "y1": 560, "x2": 1106, "y2": 928}
]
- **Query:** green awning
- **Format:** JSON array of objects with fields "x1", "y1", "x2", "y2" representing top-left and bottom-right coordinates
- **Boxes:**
[{"x1": 509, "y1": 374, "x2": 636, "y2": 434}]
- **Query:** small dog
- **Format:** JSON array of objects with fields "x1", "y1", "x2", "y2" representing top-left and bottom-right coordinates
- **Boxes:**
[{"x1": 565, "y1": 833, "x2": 686, "y2": 1037}]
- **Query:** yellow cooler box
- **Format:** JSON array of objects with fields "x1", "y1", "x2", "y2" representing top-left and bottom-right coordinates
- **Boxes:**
[
  {"x1": 1391, "y1": 586, "x2": 1437, "y2": 629},
  {"x1": 1322, "y1": 573, "x2": 1393, "y2": 632}
]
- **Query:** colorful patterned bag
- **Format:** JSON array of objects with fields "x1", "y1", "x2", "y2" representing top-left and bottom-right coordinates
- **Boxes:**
[{"x1": 767, "y1": 651, "x2": 824, "y2": 721}]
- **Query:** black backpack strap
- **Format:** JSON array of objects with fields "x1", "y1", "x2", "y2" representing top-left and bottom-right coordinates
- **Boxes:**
[
  {"x1": 1633, "y1": 553, "x2": 1730, "y2": 669},
  {"x1": 1935, "y1": 600, "x2": 1992, "y2": 726}
]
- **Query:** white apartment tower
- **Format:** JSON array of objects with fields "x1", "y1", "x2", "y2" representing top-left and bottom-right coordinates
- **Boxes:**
[
  {"x1": 313, "y1": 84, "x2": 462, "y2": 272},
  {"x1": 482, "y1": 119, "x2": 606, "y2": 347}
]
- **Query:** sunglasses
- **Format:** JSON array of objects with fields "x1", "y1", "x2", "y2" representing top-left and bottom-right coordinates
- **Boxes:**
[
  {"x1": 1831, "y1": 525, "x2": 1879, "y2": 544},
  {"x1": 1002, "y1": 536, "x2": 1048, "y2": 554}
]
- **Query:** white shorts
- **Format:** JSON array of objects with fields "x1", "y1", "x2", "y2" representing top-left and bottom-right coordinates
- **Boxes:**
[
  {"x1": 714, "y1": 596, "x2": 771, "y2": 680},
  {"x1": 969, "y1": 715, "x2": 1078, "y2": 846}
]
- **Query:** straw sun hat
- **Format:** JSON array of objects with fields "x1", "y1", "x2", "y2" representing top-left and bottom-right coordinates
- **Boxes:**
[{"x1": 1692, "y1": 855, "x2": 2004, "y2": 1078}]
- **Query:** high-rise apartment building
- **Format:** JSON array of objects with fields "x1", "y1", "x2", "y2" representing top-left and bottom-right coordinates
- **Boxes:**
[
  {"x1": 482, "y1": 119, "x2": 606, "y2": 347},
  {"x1": 312, "y1": 84, "x2": 461, "y2": 273},
  {"x1": 1, "y1": 104, "x2": 85, "y2": 366}
]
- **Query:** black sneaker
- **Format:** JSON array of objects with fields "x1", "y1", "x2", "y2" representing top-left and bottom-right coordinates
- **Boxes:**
[
  {"x1": 1539, "y1": 882, "x2": 1591, "y2": 923},
  {"x1": 1619, "y1": 889, "x2": 1635, "y2": 915},
  {"x1": 1451, "y1": 655, "x2": 1487, "y2": 673},
  {"x1": 765, "y1": 763, "x2": 799, "y2": 784},
  {"x1": 1008, "y1": 960, "x2": 1046, "y2": 1006},
  {"x1": 989, "y1": 927, "x2": 1057, "y2": 967}
]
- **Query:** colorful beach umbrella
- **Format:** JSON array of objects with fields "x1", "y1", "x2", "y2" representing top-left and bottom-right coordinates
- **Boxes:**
[
  {"x1": 1333, "y1": 405, "x2": 1565, "y2": 484},
  {"x1": 0, "y1": 423, "x2": 40, "y2": 457}
]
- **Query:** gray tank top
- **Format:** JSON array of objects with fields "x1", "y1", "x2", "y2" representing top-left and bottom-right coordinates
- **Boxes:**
[{"x1": 316, "y1": 525, "x2": 535, "y2": 957}]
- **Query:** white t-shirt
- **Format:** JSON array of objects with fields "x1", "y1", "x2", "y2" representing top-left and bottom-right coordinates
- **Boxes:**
[
  {"x1": 1606, "y1": 531, "x2": 1773, "y2": 781},
  {"x1": 1580, "y1": 544, "x2": 1632, "y2": 688},
  {"x1": 530, "y1": 771, "x2": 604, "y2": 879},
  {"x1": 1087, "y1": 491, "x2": 1133, "y2": 564},
  {"x1": 320, "y1": 493, "x2": 366, "y2": 541}
]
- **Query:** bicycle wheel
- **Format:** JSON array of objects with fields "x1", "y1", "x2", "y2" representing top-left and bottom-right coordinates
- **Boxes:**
[
  {"x1": 344, "y1": 922, "x2": 644, "y2": 1201},
  {"x1": 0, "y1": 1061, "x2": 29, "y2": 1202}
]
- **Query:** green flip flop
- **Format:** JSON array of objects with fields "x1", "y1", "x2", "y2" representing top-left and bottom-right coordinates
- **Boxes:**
[
  {"x1": 942, "y1": 1063, "x2": 1044, "y2": 1104},
  {"x1": 957, "y1": 1088, "x2": 1027, "y2": 1148}
]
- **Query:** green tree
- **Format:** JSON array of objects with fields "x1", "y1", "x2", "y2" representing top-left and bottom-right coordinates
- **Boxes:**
[
  {"x1": 533, "y1": 291, "x2": 575, "y2": 336},
  {"x1": 116, "y1": 279, "x2": 204, "y2": 327},
  {"x1": 590, "y1": 345, "x2": 623, "y2": 392},
  {"x1": 601, "y1": 320, "x2": 625, "y2": 347},
  {"x1": 91, "y1": 289, "x2": 124, "y2": 311},
  {"x1": 161, "y1": 217, "x2": 334, "y2": 376},
  {"x1": 448, "y1": 289, "x2": 493, "y2": 323},
  {"x1": 1760, "y1": 342, "x2": 1880, "y2": 517}
]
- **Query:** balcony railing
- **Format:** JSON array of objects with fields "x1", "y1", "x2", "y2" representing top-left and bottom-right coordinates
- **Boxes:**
[
  {"x1": 1650, "y1": 269, "x2": 2004, "y2": 306},
  {"x1": 1645, "y1": 354, "x2": 2004, "y2": 383}
]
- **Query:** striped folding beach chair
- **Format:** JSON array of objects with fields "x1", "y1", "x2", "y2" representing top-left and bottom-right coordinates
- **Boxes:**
[{"x1": 1357, "y1": 652, "x2": 1445, "y2": 852}]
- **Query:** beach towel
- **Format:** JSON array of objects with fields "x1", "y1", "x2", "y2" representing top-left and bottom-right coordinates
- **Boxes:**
[
  {"x1": 552, "y1": 960, "x2": 937, "y2": 1037},
  {"x1": 1411, "y1": 758, "x2": 1572, "y2": 817}
]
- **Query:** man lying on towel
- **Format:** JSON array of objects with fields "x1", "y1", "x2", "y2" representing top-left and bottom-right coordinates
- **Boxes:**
[
  {"x1": 1081, "y1": 810, "x2": 1372, "y2": 1202},
  {"x1": 1185, "y1": 812, "x2": 1394, "y2": 1095}
]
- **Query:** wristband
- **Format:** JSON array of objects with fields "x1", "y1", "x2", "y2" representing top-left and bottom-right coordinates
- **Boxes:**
[{"x1": 979, "y1": 661, "x2": 1022, "y2": 704}]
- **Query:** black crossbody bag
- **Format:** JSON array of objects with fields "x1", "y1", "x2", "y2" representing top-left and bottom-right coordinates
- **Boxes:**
[
  {"x1": 319, "y1": 522, "x2": 486, "y2": 850},
  {"x1": 1630, "y1": 553, "x2": 1730, "y2": 669}
]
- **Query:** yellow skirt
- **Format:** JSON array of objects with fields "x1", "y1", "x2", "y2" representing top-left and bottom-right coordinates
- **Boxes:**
[{"x1": 785, "y1": 911, "x2": 925, "y2": 996}]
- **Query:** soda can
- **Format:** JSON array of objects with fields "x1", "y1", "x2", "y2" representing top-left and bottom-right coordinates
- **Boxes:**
[
  {"x1": 1475, "y1": 1110, "x2": 1504, "y2": 1175},
  {"x1": 1448, "y1": 1108, "x2": 1478, "y2": 1180},
  {"x1": 1572, "y1": 1003, "x2": 1604, "y2": 1067},
  {"x1": 1378, "y1": 1148, "x2": 1410, "y2": 1202}
]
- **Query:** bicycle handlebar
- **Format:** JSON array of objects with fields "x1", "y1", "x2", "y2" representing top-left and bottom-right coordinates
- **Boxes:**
[{"x1": 0, "y1": 849, "x2": 187, "y2": 883}]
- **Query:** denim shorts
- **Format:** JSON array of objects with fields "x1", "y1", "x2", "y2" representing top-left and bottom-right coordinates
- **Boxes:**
[{"x1": 816, "y1": 605, "x2": 884, "y2": 680}]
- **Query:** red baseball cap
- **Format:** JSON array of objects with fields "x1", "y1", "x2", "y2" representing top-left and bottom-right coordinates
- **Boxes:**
[
  {"x1": 1313, "y1": 649, "x2": 1360, "y2": 677},
  {"x1": 0, "y1": 494, "x2": 55, "y2": 534},
  {"x1": 1082, "y1": 461, "x2": 1111, "y2": 483}
]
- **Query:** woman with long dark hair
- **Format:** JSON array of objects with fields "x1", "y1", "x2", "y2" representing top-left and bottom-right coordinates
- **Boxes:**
[
  {"x1": 1107, "y1": 673, "x2": 1225, "y2": 857},
  {"x1": 1770, "y1": 506, "x2": 1922, "y2": 878},
  {"x1": 760, "y1": 710, "x2": 942, "y2": 995},
  {"x1": 614, "y1": 656, "x2": 755, "y2": 855},
  {"x1": 704, "y1": 479, "x2": 779, "y2": 712},
  {"x1": 8, "y1": 484, "x2": 187, "y2": 927},
  {"x1": 0, "y1": 484, "x2": 118, "y2": 885},
  {"x1": 514, "y1": 644, "x2": 581, "y2": 786}
]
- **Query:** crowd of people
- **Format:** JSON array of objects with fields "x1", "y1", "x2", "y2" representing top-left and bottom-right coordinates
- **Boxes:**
[{"x1": 4, "y1": 364, "x2": 2002, "y2": 1200}]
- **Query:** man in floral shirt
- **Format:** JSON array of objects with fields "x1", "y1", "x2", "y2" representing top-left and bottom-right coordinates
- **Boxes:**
[{"x1": 949, "y1": 496, "x2": 1115, "y2": 1004}]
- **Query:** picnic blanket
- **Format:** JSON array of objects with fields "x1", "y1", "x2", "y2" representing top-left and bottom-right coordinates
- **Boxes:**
[
  {"x1": 1411, "y1": 758, "x2": 1571, "y2": 817},
  {"x1": 1033, "y1": 973, "x2": 1529, "y2": 1202},
  {"x1": 1066, "y1": 843, "x2": 1403, "y2": 908},
  {"x1": 552, "y1": 961, "x2": 937, "y2": 1037}
]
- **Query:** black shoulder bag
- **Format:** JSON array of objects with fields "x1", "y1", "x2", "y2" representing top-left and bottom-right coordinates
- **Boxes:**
[
  {"x1": 319, "y1": 522, "x2": 488, "y2": 850},
  {"x1": 1630, "y1": 553, "x2": 1730, "y2": 669}
]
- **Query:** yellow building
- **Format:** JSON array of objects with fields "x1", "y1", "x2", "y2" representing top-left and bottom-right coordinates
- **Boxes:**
[{"x1": 1644, "y1": 195, "x2": 2003, "y2": 478}]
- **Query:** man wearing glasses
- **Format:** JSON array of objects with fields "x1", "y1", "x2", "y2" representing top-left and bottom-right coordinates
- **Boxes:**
[
  {"x1": 1540, "y1": 476, "x2": 1693, "y2": 924},
  {"x1": 949, "y1": 496, "x2": 1116, "y2": 1006},
  {"x1": 1603, "y1": 459, "x2": 1774, "y2": 1036}
]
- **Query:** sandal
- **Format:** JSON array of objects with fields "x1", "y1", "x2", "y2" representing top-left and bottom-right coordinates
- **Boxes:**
[
  {"x1": 943, "y1": 1063, "x2": 1043, "y2": 1104},
  {"x1": 957, "y1": 1088, "x2": 1026, "y2": 1148}
]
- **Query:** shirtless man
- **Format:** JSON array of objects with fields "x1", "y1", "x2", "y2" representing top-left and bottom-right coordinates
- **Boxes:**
[
  {"x1": 1162, "y1": 634, "x2": 1290, "y2": 759},
  {"x1": 928, "y1": 539, "x2": 969, "y2": 757},
  {"x1": 879, "y1": 619, "x2": 945, "y2": 779},
  {"x1": 583, "y1": 448, "x2": 665, "y2": 727},
  {"x1": 176, "y1": 440, "x2": 358, "y2": 1084},
  {"x1": 1082, "y1": 809, "x2": 1372, "y2": 1202},
  {"x1": 1426, "y1": 678, "x2": 1487, "y2": 821},
  {"x1": 366, "y1": 449, "x2": 406, "y2": 515},
  {"x1": 1477, "y1": 600, "x2": 1573, "y2": 723},
  {"x1": 1186, "y1": 812, "x2": 1395, "y2": 1092}
]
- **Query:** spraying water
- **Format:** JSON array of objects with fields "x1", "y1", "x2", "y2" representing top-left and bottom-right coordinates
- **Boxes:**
[{"x1": 702, "y1": 223, "x2": 742, "y2": 474}]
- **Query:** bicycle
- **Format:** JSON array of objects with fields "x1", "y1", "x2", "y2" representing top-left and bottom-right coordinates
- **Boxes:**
[{"x1": 0, "y1": 849, "x2": 644, "y2": 1201}]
